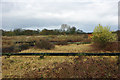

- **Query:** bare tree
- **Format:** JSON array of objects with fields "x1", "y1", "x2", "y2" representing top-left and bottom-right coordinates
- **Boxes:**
[{"x1": 61, "y1": 24, "x2": 71, "y2": 32}]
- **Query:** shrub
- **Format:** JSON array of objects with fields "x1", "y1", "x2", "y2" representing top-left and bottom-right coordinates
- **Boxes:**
[
  {"x1": 91, "y1": 24, "x2": 117, "y2": 49},
  {"x1": 13, "y1": 47, "x2": 20, "y2": 53},
  {"x1": 55, "y1": 40, "x2": 68, "y2": 45},
  {"x1": 11, "y1": 43, "x2": 30, "y2": 53},
  {"x1": 35, "y1": 39, "x2": 55, "y2": 50},
  {"x1": 19, "y1": 43, "x2": 30, "y2": 50},
  {"x1": 2, "y1": 45, "x2": 14, "y2": 53},
  {"x1": 105, "y1": 42, "x2": 119, "y2": 51},
  {"x1": 2, "y1": 40, "x2": 19, "y2": 53}
]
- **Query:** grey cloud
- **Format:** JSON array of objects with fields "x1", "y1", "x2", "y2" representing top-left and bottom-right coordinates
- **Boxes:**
[
  {"x1": 2, "y1": 17, "x2": 64, "y2": 30},
  {"x1": 1, "y1": 0, "x2": 119, "y2": 32}
]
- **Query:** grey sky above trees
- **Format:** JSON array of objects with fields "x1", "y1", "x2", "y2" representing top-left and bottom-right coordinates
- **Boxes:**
[{"x1": 0, "y1": 0, "x2": 119, "y2": 32}]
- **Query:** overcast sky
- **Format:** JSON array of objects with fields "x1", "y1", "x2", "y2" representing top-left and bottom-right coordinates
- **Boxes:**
[{"x1": 0, "y1": 0, "x2": 119, "y2": 32}]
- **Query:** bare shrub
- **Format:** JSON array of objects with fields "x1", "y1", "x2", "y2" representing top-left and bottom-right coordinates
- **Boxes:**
[{"x1": 35, "y1": 39, "x2": 55, "y2": 50}]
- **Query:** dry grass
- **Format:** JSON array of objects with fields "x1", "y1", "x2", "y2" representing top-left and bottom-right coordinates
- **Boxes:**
[
  {"x1": 20, "y1": 44, "x2": 120, "y2": 53},
  {"x1": 2, "y1": 35, "x2": 86, "y2": 42},
  {"x1": 2, "y1": 35, "x2": 120, "y2": 53},
  {"x1": 2, "y1": 35, "x2": 86, "y2": 53},
  {"x1": 2, "y1": 56, "x2": 75, "y2": 78},
  {"x1": 20, "y1": 44, "x2": 95, "y2": 53},
  {"x1": 2, "y1": 56, "x2": 118, "y2": 78}
]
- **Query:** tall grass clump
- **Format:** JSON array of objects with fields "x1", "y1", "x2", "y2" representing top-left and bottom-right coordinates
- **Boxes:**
[
  {"x1": 35, "y1": 39, "x2": 55, "y2": 50},
  {"x1": 91, "y1": 24, "x2": 117, "y2": 49}
]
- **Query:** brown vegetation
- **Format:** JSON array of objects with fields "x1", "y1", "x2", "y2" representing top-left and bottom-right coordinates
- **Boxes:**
[
  {"x1": 35, "y1": 39, "x2": 55, "y2": 50},
  {"x1": 2, "y1": 33, "x2": 120, "y2": 53},
  {"x1": 2, "y1": 56, "x2": 118, "y2": 78}
]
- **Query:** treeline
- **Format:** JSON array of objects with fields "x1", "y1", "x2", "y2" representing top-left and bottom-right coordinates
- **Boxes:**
[
  {"x1": 1, "y1": 24, "x2": 86, "y2": 36},
  {"x1": 1, "y1": 29, "x2": 40, "y2": 36}
]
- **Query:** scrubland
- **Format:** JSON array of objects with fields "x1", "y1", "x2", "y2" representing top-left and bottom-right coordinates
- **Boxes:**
[
  {"x1": 2, "y1": 34, "x2": 120, "y2": 53},
  {"x1": 2, "y1": 56, "x2": 119, "y2": 78}
]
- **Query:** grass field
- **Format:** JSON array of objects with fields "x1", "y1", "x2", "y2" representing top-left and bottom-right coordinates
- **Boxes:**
[{"x1": 2, "y1": 56, "x2": 119, "y2": 78}]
